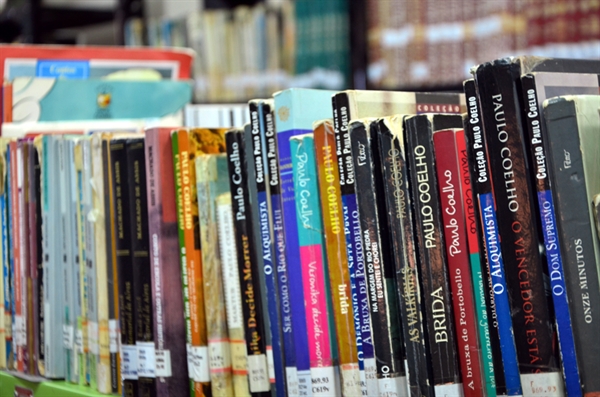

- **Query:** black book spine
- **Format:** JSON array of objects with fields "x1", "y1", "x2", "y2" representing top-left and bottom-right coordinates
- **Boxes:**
[
  {"x1": 544, "y1": 98, "x2": 600, "y2": 396},
  {"x1": 376, "y1": 118, "x2": 434, "y2": 397},
  {"x1": 404, "y1": 115, "x2": 461, "y2": 388},
  {"x1": 34, "y1": 144, "x2": 44, "y2": 372},
  {"x1": 102, "y1": 139, "x2": 120, "y2": 394},
  {"x1": 463, "y1": 79, "x2": 507, "y2": 397},
  {"x1": 110, "y1": 139, "x2": 138, "y2": 397},
  {"x1": 226, "y1": 130, "x2": 271, "y2": 397},
  {"x1": 475, "y1": 61, "x2": 561, "y2": 380},
  {"x1": 126, "y1": 139, "x2": 156, "y2": 397},
  {"x1": 350, "y1": 120, "x2": 406, "y2": 394}
]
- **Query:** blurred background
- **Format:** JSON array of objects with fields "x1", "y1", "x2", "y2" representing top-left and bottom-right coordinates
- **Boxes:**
[{"x1": 1, "y1": 0, "x2": 598, "y2": 101}]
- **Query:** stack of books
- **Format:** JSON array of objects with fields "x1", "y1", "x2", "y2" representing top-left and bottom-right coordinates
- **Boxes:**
[{"x1": 0, "y1": 54, "x2": 599, "y2": 397}]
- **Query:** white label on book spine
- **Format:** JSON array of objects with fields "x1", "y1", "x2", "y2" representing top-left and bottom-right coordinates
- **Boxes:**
[
  {"x1": 88, "y1": 321, "x2": 99, "y2": 355},
  {"x1": 297, "y1": 369, "x2": 311, "y2": 397},
  {"x1": 155, "y1": 349, "x2": 172, "y2": 378},
  {"x1": 266, "y1": 345, "x2": 275, "y2": 382},
  {"x1": 434, "y1": 382, "x2": 464, "y2": 397},
  {"x1": 75, "y1": 329, "x2": 84, "y2": 354},
  {"x1": 188, "y1": 346, "x2": 210, "y2": 383},
  {"x1": 209, "y1": 340, "x2": 231, "y2": 373},
  {"x1": 63, "y1": 324, "x2": 74, "y2": 349},
  {"x1": 521, "y1": 372, "x2": 564, "y2": 397},
  {"x1": 359, "y1": 367, "x2": 367, "y2": 396},
  {"x1": 14, "y1": 315, "x2": 24, "y2": 346},
  {"x1": 121, "y1": 344, "x2": 138, "y2": 380},
  {"x1": 247, "y1": 354, "x2": 270, "y2": 392},
  {"x1": 310, "y1": 366, "x2": 337, "y2": 397},
  {"x1": 340, "y1": 363, "x2": 361, "y2": 397},
  {"x1": 137, "y1": 341, "x2": 156, "y2": 378},
  {"x1": 108, "y1": 320, "x2": 118, "y2": 353},
  {"x1": 363, "y1": 357, "x2": 378, "y2": 397},
  {"x1": 286, "y1": 366, "x2": 300, "y2": 397},
  {"x1": 378, "y1": 375, "x2": 407, "y2": 397}
]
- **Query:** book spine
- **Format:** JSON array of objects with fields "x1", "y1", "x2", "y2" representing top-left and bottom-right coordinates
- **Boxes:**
[
  {"x1": 171, "y1": 132, "x2": 197, "y2": 397},
  {"x1": 404, "y1": 116, "x2": 462, "y2": 394},
  {"x1": 11, "y1": 142, "x2": 23, "y2": 374},
  {"x1": 110, "y1": 139, "x2": 139, "y2": 397},
  {"x1": 350, "y1": 121, "x2": 408, "y2": 396},
  {"x1": 17, "y1": 142, "x2": 29, "y2": 374},
  {"x1": 376, "y1": 118, "x2": 434, "y2": 397},
  {"x1": 291, "y1": 134, "x2": 339, "y2": 397},
  {"x1": 2, "y1": 155, "x2": 10, "y2": 370},
  {"x1": 333, "y1": 94, "x2": 377, "y2": 397},
  {"x1": 74, "y1": 143, "x2": 87, "y2": 385},
  {"x1": 544, "y1": 98, "x2": 600, "y2": 397},
  {"x1": 250, "y1": 102, "x2": 286, "y2": 397},
  {"x1": 102, "y1": 138, "x2": 121, "y2": 395},
  {"x1": 521, "y1": 76, "x2": 582, "y2": 397},
  {"x1": 26, "y1": 142, "x2": 37, "y2": 376},
  {"x1": 216, "y1": 193, "x2": 251, "y2": 397},
  {"x1": 145, "y1": 128, "x2": 190, "y2": 397},
  {"x1": 5, "y1": 146, "x2": 13, "y2": 372},
  {"x1": 433, "y1": 129, "x2": 485, "y2": 397},
  {"x1": 126, "y1": 139, "x2": 157, "y2": 397},
  {"x1": 456, "y1": 127, "x2": 497, "y2": 397},
  {"x1": 276, "y1": 122, "x2": 312, "y2": 395},
  {"x1": 8, "y1": 145, "x2": 16, "y2": 373},
  {"x1": 464, "y1": 82, "x2": 522, "y2": 397},
  {"x1": 178, "y1": 130, "x2": 211, "y2": 396},
  {"x1": 475, "y1": 61, "x2": 563, "y2": 394},
  {"x1": 0, "y1": 151, "x2": 7, "y2": 371},
  {"x1": 226, "y1": 130, "x2": 271, "y2": 397},
  {"x1": 263, "y1": 103, "x2": 299, "y2": 397},
  {"x1": 195, "y1": 154, "x2": 235, "y2": 397},
  {"x1": 314, "y1": 121, "x2": 362, "y2": 397}
]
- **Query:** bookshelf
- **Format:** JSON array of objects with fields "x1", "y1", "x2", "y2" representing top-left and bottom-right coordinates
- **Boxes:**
[{"x1": 0, "y1": 371, "x2": 107, "y2": 397}]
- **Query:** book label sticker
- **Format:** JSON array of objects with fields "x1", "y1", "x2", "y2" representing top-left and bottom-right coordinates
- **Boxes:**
[
  {"x1": 75, "y1": 329, "x2": 84, "y2": 354},
  {"x1": 137, "y1": 341, "x2": 156, "y2": 378},
  {"x1": 310, "y1": 366, "x2": 337, "y2": 397},
  {"x1": 266, "y1": 345, "x2": 275, "y2": 383},
  {"x1": 88, "y1": 321, "x2": 99, "y2": 355},
  {"x1": 340, "y1": 363, "x2": 361, "y2": 397},
  {"x1": 121, "y1": 344, "x2": 138, "y2": 380},
  {"x1": 435, "y1": 383, "x2": 465, "y2": 397},
  {"x1": 286, "y1": 366, "x2": 300, "y2": 397},
  {"x1": 155, "y1": 349, "x2": 172, "y2": 378},
  {"x1": 189, "y1": 345, "x2": 210, "y2": 383},
  {"x1": 108, "y1": 320, "x2": 118, "y2": 353},
  {"x1": 247, "y1": 354, "x2": 270, "y2": 392},
  {"x1": 14, "y1": 315, "x2": 24, "y2": 346},
  {"x1": 209, "y1": 340, "x2": 231, "y2": 373},
  {"x1": 63, "y1": 324, "x2": 74, "y2": 349},
  {"x1": 378, "y1": 375, "x2": 407, "y2": 397},
  {"x1": 363, "y1": 357, "x2": 378, "y2": 397},
  {"x1": 521, "y1": 372, "x2": 564, "y2": 397},
  {"x1": 230, "y1": 339, "x2": 248, "y2": 375},
  {"x1": 298, "y1": 370, "x2": 312, "y2": 397}
]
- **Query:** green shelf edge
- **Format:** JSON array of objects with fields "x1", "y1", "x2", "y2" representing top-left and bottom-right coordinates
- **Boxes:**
[{"x1": 0, "y1": 371, "x2": 110, "y2": 396}]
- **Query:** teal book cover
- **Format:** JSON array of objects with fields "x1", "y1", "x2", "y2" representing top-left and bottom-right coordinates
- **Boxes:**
[
  {"x1": 274, "y1": 88, "x2": 336, "y2": 395},
  {"x1": 11, "y1": 77, "x2": 192, "y2": 123},
  {"x1": 290, "y1": 133, "x2": 339, "y2": 396}
]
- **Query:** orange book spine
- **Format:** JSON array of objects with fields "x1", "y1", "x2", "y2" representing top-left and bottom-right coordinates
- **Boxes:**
[
  {"x1": 314, "y1": 121, "x2": 361, "y2": 396},
  {"x1": 177, "y1": 129, "x2": 210, "y2": 397}
]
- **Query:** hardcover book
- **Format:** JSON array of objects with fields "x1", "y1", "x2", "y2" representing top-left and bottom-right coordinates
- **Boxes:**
[
  {"x1": 404, "y1": 114, "x2": 463, "y2": 397},
  {"x1": 544, "y1": 95, "x2": 600, "y2": 397},
  {"x1": 290, "y1": 133, "x2": 340, "y2": 397},
  {"x1": 145, "y1": 127, "x2": 190, "y2": 397},
  {"x1": 313, "y1": 120, "x2": 361, "y2": 397},
  {"x1": 273, "y1": 88, "x2": 337, "y2": 395},
  {"x1": 349, "y1": 120, "x2": 408, "y2": 396}
]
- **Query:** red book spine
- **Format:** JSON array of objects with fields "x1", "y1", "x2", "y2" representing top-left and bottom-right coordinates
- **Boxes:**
[{"x1": 433, "y1": 129, "x2": 484, "y2": 397}]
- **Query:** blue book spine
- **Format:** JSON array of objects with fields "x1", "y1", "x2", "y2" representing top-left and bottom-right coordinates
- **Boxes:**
[
  {"x1": 1, "y1": 174, "x2": 10, "y2": 367},
  {"x1": 6, "y1": 148, "x2": 15, "y2": 370},
  {"x1": 250, "y1": 101, "x2": 286, "y2": 397},
  {"x1": 261, "y1": 101, "x2": 300, "y2": 396},
  {"x1": 479, "y1": 193, "x2": 522, "y2": 396}
]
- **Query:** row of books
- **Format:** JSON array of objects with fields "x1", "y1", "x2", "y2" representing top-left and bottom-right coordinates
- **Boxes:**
[
  {"x1": 126, "y1": 0, "x2": 350, "y2": 103},
  {"x1": 1, "y1": 55, "x2": 600, "y2": 397},
  {"x1": 367, "y1": 0, "x2": 600, "y2": 89}
]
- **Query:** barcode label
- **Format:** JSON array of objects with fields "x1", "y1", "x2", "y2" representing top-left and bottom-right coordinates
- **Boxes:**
[
  {"x1": 108, "y1": 320, "x2": 118, "y2": 353},
  {"x1": 137, "y1": 342, "x2": 156, "y2": 378},
  {"x1": 121, "y1": 344, "x2": 138, "y2": 380},
  {"x1": 155, "y1": 350, "x2": 172, "y2": 377}
]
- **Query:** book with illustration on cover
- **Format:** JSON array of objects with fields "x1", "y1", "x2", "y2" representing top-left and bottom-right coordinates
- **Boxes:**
[
  {"x1": 215, "y1": 192, "x2": 251, "y2": 397},
  {"x1": 376, "y1": 116, "x2": 434, "y2": 397},
  {"x1": 544, "y1": 95, "x2": 600, "y2": 397},
  {"x1": 313, "y1": 120, "x2": 361, "y2": 397},
  {"x1": 226, "y1": 128, "x2": 271, "y2": 396},
  {"x1": 291, "y1": 133, "x2": 340, "y2": 397},
  {"x1": 464, "y1": 79, "x2": 519, "y2": 397},
  {"x1": 404, "y1": 114, "x2": 463, "y2": 397},
  {"x1": 274, "y1": 88, "x2": 337, "y2": 395},
  {"x1": 332, "y1": 90, "x2": 465, "y2": 396},
  {"x1": 474, "y1": 57, "x2": 600, "y2": 395},
  {"x1": 145, "y1": 127, "x2": 190, "y2": 397},
  {"x1": 196, "y1": 153, "x2": 235, "y2": 397},
  {"x1": 247, "y1": 99, "x2": 285, "y2": 396},
  {"x1": 349, "y1": 119, "x2": 408, "y2": 396}
]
